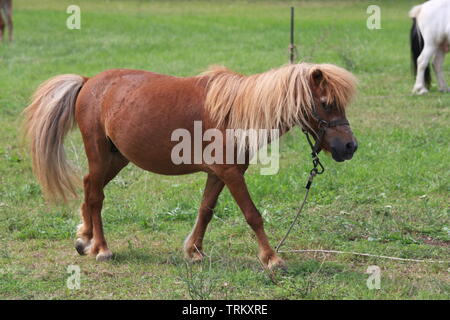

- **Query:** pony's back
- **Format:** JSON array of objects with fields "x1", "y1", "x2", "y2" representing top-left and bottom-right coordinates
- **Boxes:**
[{"x1": 409, "y1": 0, "x2": 450, "y2": 37}]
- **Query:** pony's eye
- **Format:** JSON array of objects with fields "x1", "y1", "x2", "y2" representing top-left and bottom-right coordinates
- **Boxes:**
[{"x1": 321, "y1": 103, "x2": 331, "y2": 112}]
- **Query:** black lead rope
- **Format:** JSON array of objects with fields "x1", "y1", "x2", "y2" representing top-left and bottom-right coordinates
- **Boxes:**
[
  {"x1": 275, "y1": 106, "x2": 350, "y2": 252},
  {"x1": 275, "y1": 130, "x2": 324, "y2": 252}
]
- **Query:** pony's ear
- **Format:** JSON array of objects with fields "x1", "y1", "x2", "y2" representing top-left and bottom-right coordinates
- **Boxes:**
[{"x1": 310, "y1": 68, "x2": 324, "y2": 88}]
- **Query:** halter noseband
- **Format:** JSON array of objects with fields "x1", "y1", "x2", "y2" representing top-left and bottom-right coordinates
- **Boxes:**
[{"x1": 302, "y1": 103, "x2": 350, "y2": 176}]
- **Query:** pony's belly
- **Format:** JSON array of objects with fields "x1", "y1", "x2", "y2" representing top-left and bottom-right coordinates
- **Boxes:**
[
  {"x1": 109, "y1": 127, "x2": 203, "y2": 176},
  {"x1": 104, "y1": 106, "x2": 207, "y2": 176},
  {"x1": 120, "y1": 145, "x2": 201, "y2": 176},
  {"x1": 441, "y1": 40, "x2": 449, "y2": 53},
  {"x1": 134, "y1": 161, "x2": 201, "y2": 176}
]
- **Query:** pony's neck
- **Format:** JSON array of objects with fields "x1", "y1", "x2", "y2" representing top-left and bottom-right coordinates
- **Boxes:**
[{"x1": 202, "y1": 64, "x2": 315, "y2": 134}]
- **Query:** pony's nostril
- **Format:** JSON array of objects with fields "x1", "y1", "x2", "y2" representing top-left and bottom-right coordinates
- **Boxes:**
[{"x1": 346, "y1": 142, "x2": 356, "y2": 153}]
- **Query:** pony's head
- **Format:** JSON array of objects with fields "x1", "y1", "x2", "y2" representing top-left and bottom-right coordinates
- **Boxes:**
[
  {"x1": 202, "y1": 62, "x2": 358, "y2": 162},
  {"x1": 302, "y1": 64, "x2": 358, "y2": 162}
]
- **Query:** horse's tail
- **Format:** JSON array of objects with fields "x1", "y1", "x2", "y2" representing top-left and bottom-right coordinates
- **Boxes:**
[
  {"x1": 409, "y1": 6, "x2": 431, "y2": 89},
  {"x1": 23, "y1": 74, "x2": 87, "y2": 202}
]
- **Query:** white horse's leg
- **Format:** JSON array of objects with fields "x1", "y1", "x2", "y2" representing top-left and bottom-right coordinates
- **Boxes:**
[
  {"x1": 433, "y1": 48, "x2": 449, "y2": 92},
  {"x1": 413, "y1": 45, "x2": 436, "y2": 94}
]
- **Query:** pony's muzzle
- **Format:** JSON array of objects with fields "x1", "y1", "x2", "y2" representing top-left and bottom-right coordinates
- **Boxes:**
[{"x1": 330, "y1": 139, "x2": 357, "y2": 162}]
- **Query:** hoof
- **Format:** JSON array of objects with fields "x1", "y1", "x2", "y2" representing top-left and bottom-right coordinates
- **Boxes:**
[
  {"x1": 260, "y1": 252, "x2": 287, "y2": 271},
  {"x1": 268, "y1": 256, "x2": 287, "y2": 272},
  {"x1": 412, "y1": 87, "x2": 428, "y2": 95},
  {"x1": 183, "y1": 244, "x2": 205, "y2": 263},
  {"x1": 439, "y1": 88, "x2": 450, "y2": 93},
  {"x1": 189, "y1": 250, "x2": 205, "y2": 263},
  {"x1": 96, "y1": 250, "x2": 113, "y2": 262},
  {"x1": 75, "y1": 238, "x2": 91, "y2": 256}
]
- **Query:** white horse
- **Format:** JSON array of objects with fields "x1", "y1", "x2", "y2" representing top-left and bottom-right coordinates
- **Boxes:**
[{"x1": 410, "y1": 0, "x2": 450, "y2": 94}]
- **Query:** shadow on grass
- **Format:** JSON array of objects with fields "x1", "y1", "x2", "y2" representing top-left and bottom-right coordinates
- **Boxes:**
[
  {"x1": 111, "y1": 247, "x2": 184, "y2": 266},
  {"x1": 266, "y1": 259, "x2": 370, "y2": 299},
  {"x1": 281, "y1": 259, "x2": 368, "y2": 287}
]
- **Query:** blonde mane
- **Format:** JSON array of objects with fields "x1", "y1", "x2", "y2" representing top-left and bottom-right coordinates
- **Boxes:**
[{"x1": 201, "y1": 63, "x2": 357, "y2": 135}]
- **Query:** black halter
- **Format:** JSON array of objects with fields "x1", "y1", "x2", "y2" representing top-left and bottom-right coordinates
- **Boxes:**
[{"x1": 302, "y1": 103, "x2": 350, "y2": 177}]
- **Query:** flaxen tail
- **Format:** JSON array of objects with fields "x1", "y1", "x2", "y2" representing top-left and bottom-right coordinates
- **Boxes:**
[{"x1": 23, "y1": 74, "x2": 87, "y2": 202}]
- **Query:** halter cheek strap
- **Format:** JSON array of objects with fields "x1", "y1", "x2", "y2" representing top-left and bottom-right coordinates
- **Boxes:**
[{"x1": 301, "y1": 108, "x2": 350, "y2": 176}]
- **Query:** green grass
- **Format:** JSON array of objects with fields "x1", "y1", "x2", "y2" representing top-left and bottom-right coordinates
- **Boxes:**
[{"x1": 0, "y1": 0, "x2": 449, "y2": 299}]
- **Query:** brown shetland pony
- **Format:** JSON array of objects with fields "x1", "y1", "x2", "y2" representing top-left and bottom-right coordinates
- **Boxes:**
[
  {"x1": 23, "y1": 63, "x2": 357, "y2": 270},
  {"x1": 0, "y1": 0, "x2": 12, "y2": 42}
]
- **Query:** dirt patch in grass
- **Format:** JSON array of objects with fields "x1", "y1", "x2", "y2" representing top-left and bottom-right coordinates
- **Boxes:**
[{"x1": 418, "y1": 236, "x2": 450, "y2": 248}]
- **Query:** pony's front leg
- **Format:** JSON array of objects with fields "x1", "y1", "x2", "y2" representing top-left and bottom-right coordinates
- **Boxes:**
[
  {"x1": 217, "y1": 167, "x2": 285, "y2": 270},
  {"x1": 184, "y1": 173, "x2": 224, "y2": 262}
]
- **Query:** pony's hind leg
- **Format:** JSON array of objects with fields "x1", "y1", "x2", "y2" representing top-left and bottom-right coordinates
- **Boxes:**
[
  {"x1": 5, "y1": 0, "x2": 11, "y2": 42},
  {"x1": 433, "y1": 47, "x2": 449, "y2": 92},
  {"x1": 0, "y1": 12, "x2": 5, "y2": 42},
  {"x1": 75, "y1": 145, "x2": 129, "y2": 261},
  {"x1": 413, "y1": 44, "x2": 436, "y2": 94},
  {"x1": 184, "y1": 173, "x2": 224, "y2": 261},
  {"x1": 75, "y1": 202, "x2": 93, "y2": 255}
]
